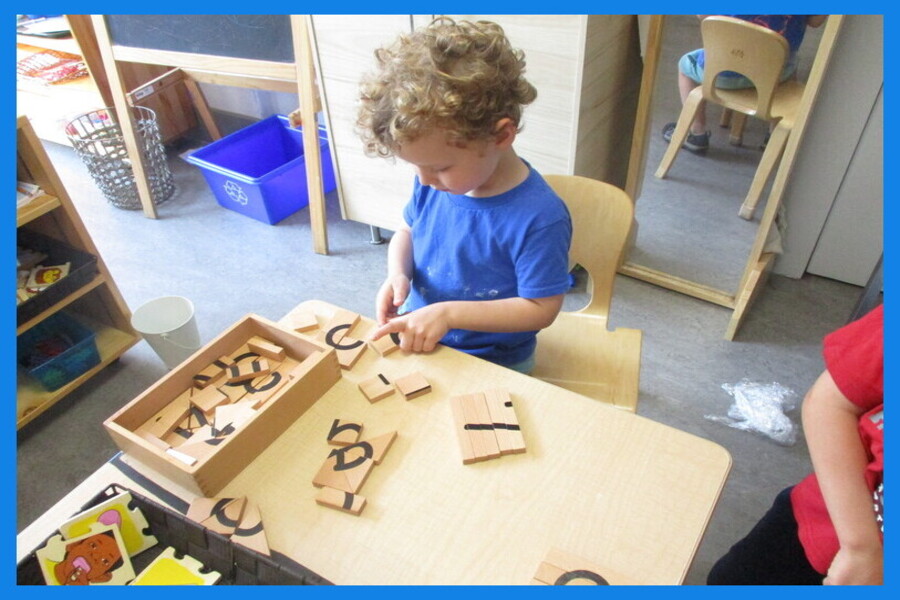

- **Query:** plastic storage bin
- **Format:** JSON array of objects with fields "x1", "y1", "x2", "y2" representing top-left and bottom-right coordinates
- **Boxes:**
[
  {"x1": 17, "y1": 229, "x2": 99, "y2": 326},
  {"x1": 186, "y1": 115, "x2": 336, "y2": 225},
  {"x1": 17, "y1": 312, "x2": 101, "y2": 391}
]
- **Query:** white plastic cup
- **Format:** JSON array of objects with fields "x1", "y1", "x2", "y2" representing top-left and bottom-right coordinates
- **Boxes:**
[{"x1": 131, "y1": 296, "x2": 201, "y2": 370}]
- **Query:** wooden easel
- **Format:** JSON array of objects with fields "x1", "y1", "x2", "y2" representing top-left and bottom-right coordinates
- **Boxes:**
[{"x1": 90, "y1": 15, "x2": 330, "y2": 255}]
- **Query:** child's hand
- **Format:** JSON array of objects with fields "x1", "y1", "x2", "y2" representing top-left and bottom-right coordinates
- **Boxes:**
[
  {"x1": 369, "y1": 304, "x2": 449, "y2": 353},
  {"x1": 375, "y1": 274, "x2": 410, "y2": 325}
]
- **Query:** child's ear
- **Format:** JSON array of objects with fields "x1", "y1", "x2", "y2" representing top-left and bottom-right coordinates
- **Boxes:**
[{"x1": 493, "y1": 118, "x2": 517, "y2": 147}]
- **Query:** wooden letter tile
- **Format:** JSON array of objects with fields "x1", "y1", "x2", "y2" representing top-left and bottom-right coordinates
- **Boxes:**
[
  {"x1": 369, "y1": 332, "x2": 400, "y2": 357},
  {"x1": 327, "y1": 419, "x2": 363, "y2": 446},
  {"x1": 232, "y1": 500, "x2": 269, "y2": 556},
  {"x1": 312, "y1": 446, "x2": 375, "y2": 494},
  {"x1": 198, "y1": 497, "x2": 248, "y2": 536},
  {"x1": 137, "y1": 389, "x2": 192, "y2": 439},
  {"x1": 364, "y1": 431, "x2": 397, "y2": 464},
  {"x1": 462, "y1": 392, "x2": 501, "y2": 461},
  {"x1": 333, "y1": 337, "x2": 367, "y2": 370},
  {"x1": 226, "y1": 358, "x2": 270, "y2": 384},
  {"x1": 531, "y1": 548, "x2": 639, "y2": 585},
  {"x1": 247, "y1": 335, "x2": 286, "y2": 362},
  {"x1": 319, "y1": 309, "x2": 360, "y2": 345},
  {"x1": 484, "y1": 388, "x2": 526, "y2": 455},
  {"x1": 192, "y1": 359, "x2": 228, "y2": 389},
  {"x1": 394, "y1": 372, "x2": 431, "y2": 400},
  {"x1": 288, "y1": 311, "x2": 319, "y2": 333},
  {"x1": 315, "y1": 486, "x2": 367, "y2": 516},
  {"x1": 358, "y1": 373, "x2": 395, "y2": 403},
  {"x1": 450, "y1": 394, "x2": 479, "y2": 465},
  {"x1": 190, "y1": 385, "x2": 230, "y2": 416}
]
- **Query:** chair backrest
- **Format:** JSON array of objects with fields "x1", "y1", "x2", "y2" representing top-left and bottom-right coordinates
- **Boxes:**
[
  {"x1": 544, "y1": 175, "x2": 634, "y2": 323},
  {"x1": 701, "y1": 16, "x2": 790, "y2": 121}
]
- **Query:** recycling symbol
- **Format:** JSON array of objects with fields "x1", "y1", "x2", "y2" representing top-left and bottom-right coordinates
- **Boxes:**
[{"x1": 224, "y1": 180, "x2": 249, "y2": 205}]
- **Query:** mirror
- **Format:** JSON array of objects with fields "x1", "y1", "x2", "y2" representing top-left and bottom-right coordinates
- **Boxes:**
[{"x1": 621, "y1": 15, "x2": 841, "y2": 331}]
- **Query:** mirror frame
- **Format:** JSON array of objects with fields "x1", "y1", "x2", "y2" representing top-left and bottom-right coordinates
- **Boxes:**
[{"x1": 620, "y1": 15, "x2": 845, "y2": 339}]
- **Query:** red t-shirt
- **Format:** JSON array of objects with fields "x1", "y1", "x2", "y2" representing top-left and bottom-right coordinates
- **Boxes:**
[{"x1": 791, "y1": 304, "x2": 884, "y2": 574}]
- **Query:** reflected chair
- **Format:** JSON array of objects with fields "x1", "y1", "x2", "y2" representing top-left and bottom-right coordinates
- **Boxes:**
[
  {"x1": 532, "y1": 175, "x2": 642, "y2": 412},
  {"x1": 655, "y1": 16, "x2": 806, "y2": 221}
]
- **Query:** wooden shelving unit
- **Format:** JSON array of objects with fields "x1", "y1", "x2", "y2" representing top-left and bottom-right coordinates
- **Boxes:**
[
  {"x1": 16, "y1": 15, "x2": 196, "y2": 146},
  {"x1": 16, "y1": 114, "x2": 140, "y2": 430}
]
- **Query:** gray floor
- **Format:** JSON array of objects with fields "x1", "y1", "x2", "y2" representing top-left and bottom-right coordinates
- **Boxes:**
[{"x1": 17, "y1": 20, "x2": 866, "y2": 584}]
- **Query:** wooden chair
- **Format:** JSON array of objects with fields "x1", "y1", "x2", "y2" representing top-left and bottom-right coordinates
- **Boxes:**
[
  {"x1": 655, "y1": 16, "x2": 806, "y2": 220},
  {"x1": 531, "y1": 175, "x2": 642, "y2": 412}
]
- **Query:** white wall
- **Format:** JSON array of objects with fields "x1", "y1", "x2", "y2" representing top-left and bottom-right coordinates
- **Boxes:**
[{"x1": 774, "y1": 15, "x2": 883, "y2": 284}]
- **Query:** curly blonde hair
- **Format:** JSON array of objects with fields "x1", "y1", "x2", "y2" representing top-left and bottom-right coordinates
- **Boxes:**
[{"x1": 357, "y1": 17, "x2": 537, "y2": 158}]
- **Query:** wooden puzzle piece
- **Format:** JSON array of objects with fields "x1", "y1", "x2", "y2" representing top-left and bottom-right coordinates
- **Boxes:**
[
  {"x1": 315, "y1": 486, "x2": 367, "y2": 516},
  {"x1": 192, "y1": 358, "x2": 230, "y2": 389},
  {"x1": 226, "y1": 358, "x2": 270, "y2": 384},
  {"x1": 217, "y1": 380, "x2": 249, "y2": 403},
  {"x1": 449, "y1": 394, "x2": 479, "y2": 465},
  {"x1": 484, "y1": 388, "x2": 526, "y2": 455},
  {"x1": 327, "y1": 419, "x2": 363, "y2": 446},
  {"x1": 214, "y1": 402, "x2": 256, "y2": 432},
  {"x1": 312, "y1": 444, "x2": 375, "y2": 494},
  {"x1": 36, "y1": 523, "x2": 135, "y2": 586},
  {"x1": 461, "y1": 392, "x2": 501, "y2": 461},
  {"x1": 531, "y1": 548, "x2": 638, "y2": 585},
  {"x1": 369, "y1": 332, "x2": 400, "y2": 357},
  {"x1": 231, "y1": 500, "x2": 269, "y2": 556},
  {"x1": 195, "y1": 497, "x2": 248, "y2": 536},
  {"x1": 176, "y1": 425, "x2": 228, "y2": 462},
  {"x1": 319, "y1": 309, "x2": 360, "y2": 344},
  {"x1": 364, "y1": 431, "x2": 397, "y2": 464},
  {"x1": 130, "y1": 546, "x2": 221, "y2": 585},
  {"x1": 244, "y1": 369, "x2": 291, "y2": 409},
  {"x1": 334, "y1": 336, "x2": 368, "y2": 369},
  {"x1": 288, "y1": 311, "x2": 319, "y2": 333},
  {"x1": 394, "y1": 371, "x2": 431, "y2": 400},
  {"x1": 247, "y1": 335, "x2": 286, "y2": 362},
  {"x1": 136, "y1": 388, "x2": 191, "y2": 439},
  {"x1": 190, "y1": 384, "x2": 230, "y2": 416},
  {"x1": 59, "y1": 490, "x2": 158, "y2": 558},
  {"x1": 358, "y1": 373, "x2": 395, "y2": 403}
]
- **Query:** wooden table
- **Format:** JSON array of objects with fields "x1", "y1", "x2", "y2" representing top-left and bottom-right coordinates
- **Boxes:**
[{"x1": 18, "y1": 300, "x2": 731, "y2": 584}]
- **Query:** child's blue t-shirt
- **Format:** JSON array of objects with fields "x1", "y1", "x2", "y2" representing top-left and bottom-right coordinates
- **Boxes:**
[{"x1": 401, "y1": 163, "x2": 572, "y2": 367}]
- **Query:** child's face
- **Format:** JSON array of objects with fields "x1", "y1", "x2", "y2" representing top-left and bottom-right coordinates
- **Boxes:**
[{"x1": 397, "y1": 129, "x2": 506, "y2": 197}]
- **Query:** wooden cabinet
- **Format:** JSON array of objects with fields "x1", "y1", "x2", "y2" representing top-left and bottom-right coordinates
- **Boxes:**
[
  {"x1": 311, "y1": 15, "x2": 643, "y2": 232},
  {"x1": 16, "y1": 15, "x2": 195, "y2": 147},
  {"x1": 16, "y1": 114, "x2": 140, "y2": 430}
]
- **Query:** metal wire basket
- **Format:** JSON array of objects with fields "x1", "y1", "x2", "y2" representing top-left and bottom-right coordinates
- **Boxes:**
[{"x1": 65, "y1": 106, "x2": 175, "y2": 210}]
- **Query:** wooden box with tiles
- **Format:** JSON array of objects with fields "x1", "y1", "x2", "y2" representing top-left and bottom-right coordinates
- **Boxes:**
[{"x1": 104, "y1": 314, "x2": 341, "y2": 496}]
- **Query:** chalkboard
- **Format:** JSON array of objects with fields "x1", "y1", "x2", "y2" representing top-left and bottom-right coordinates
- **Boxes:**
[{"x1": 105, "y1": 15, "x2": 295, "y2": 63}]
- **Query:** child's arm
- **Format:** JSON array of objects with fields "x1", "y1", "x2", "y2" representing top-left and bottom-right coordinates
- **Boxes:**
[
  {"x1": 375, "y1": 226, "x2": 414, "y2": 325},
  {"x1": 801, "y1": 370, "x2": 883, "y2": 585},
  {"x1": 368, "y1": 294, "x2": 564, "y2": 353}
]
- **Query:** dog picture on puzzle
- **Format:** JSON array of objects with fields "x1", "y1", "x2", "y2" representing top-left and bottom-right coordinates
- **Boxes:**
[
  {"x1": 36, "y1": 523, "x2": 134, "y2": 585},
  {"x1": 58, "y1": 490, "x2": 157, "y2": 558}
]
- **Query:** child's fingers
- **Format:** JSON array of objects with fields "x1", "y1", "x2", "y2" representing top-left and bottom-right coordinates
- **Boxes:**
[{"x1": 368, "y1": 318, "x2": 405, "y2": 342}]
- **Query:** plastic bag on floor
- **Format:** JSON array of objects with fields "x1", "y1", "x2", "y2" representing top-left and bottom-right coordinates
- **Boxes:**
[{"x1": 706, "y1": 379, "x2": 799, "y2": 445}]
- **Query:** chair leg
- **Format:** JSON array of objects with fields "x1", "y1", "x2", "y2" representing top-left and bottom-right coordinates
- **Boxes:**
[
  {"x1": 739, "y1": 123, "x2": 789, "y2": 220},
  {"x1": 655, "y1": 90, "x2": 704, "y2": 179},
  {"x1": 729, "y1": 113, "x2": 747, "y2": 146},
  {"x1": 720, "y1": 108, "x2": 732, "y2": 128}
]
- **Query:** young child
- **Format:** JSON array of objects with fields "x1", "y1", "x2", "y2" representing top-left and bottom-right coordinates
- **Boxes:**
[
  {"x1": 707, "y1": 304, "x2": 883, "y2": 585},
  {"x1": 357, "y1": 17, "x2": 573, "y2": 374}
]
